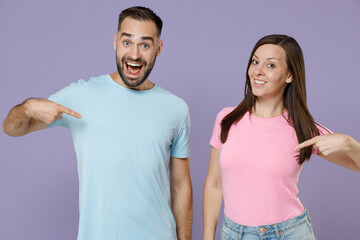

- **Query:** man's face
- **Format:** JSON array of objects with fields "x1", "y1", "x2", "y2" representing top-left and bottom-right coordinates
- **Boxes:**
[{"x1": 114, "y1": 17, "x2": 162, "y2": 89}]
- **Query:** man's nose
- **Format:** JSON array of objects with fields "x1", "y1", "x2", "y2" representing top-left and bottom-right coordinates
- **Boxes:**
[{"x1": 129, "y1": 45, "x2": 141, "y2": 60}]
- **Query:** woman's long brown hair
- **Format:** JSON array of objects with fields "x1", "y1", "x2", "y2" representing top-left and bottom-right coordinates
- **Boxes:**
[{"x1": 220, "y1": 34, "x2": 321, "y2": 164}]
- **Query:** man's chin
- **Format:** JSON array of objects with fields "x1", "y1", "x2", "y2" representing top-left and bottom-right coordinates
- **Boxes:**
[
  {"x1": 123, "y1": 78, "x2": 145, "y2": 88},
  {"x1": 118, "y1": 71, "x2": 144, "y2": 88}
]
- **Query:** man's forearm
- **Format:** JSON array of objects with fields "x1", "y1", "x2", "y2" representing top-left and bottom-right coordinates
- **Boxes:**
[
  {"x1": 171, "y1": 181, "x2": 193, "y2": 240},
  {"x1": 3, "y1": 100, "x2": 32, "y2": 137}
]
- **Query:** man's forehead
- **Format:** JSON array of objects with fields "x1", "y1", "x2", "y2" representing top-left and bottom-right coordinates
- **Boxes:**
[{"x1": 119, "y1": 17, "x2": 158, "y2": 38}]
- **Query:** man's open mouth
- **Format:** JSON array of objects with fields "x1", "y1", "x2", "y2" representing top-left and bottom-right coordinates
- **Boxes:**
[{"x1": 125, "y1": 62, "x2": 144, "y2": 76}]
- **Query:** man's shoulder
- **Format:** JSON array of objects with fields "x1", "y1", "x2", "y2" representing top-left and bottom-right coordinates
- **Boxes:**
[
  {"x1": 153, "y1": 85, "x2": 188, "y2": 109},
  {"x1": 49, "y1": 74, "x2": 109, "y2": 100},
  {"x1": 69, "y1": 74, "x2": 109, "y2": 89},
  {"x1": 154, "y1": 85, "x2": 187, "y2": 104}
]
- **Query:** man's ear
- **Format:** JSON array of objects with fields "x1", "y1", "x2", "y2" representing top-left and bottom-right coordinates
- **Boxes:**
[
  {"x1": 156, "y1": 40, "x2": 163, "y2": 56},
  {"x1": 113, "y1": 33, "x2": 118, "y2": 50}
]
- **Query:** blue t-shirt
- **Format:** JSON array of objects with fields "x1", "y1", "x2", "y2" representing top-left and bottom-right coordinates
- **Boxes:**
[{"x1": 48, "y1": 75, "x2": 191, "y2": 240}]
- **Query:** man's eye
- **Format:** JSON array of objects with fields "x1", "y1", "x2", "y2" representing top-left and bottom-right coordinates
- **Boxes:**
[
  {"x1": 123, "y1": 41, "x2": 130, "y2": 46},
  {"x1": 142, "y1": 43, "x2": 149, "y2": 48}
]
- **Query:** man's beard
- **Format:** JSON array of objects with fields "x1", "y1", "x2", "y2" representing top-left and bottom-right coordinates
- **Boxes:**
[{"x1": 116, "y1": 52, "x2": 157, "y2": 88}]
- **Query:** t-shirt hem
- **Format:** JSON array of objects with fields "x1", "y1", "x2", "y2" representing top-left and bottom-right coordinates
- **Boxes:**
[
  {"x1": 210, "y1": 142, "x2": 221, "y2": 150},
  {"x1": 170, "y1": 152, "x2": 191, "y2": 158}
]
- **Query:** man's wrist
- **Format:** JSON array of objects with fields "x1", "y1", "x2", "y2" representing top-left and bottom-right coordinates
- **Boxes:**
[{"x1": 22, "y1": 98, "x2": 37, "y2": 118}]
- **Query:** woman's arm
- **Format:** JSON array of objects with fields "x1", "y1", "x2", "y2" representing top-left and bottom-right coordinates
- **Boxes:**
[
  {"x1": 203, "y1": 147, "x2": 223, "y2": 240},
  {"x1": 296, "y1": 133, "x2": 360, "y2": 172}
]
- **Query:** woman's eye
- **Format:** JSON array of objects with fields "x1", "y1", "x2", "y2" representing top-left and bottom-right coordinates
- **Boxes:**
[
  {"x1": 267, "y1": 63, "x2": 275, "y2": 68},
  {"x1": 251, "y1": 59, "x2": 258, "y2": 65}
]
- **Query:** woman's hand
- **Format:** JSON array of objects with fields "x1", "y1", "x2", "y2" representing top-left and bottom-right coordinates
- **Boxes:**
[
  {"x1": 296, "y1": 133, "x2": 360, "y2": 172},
  {"x1": 296, "y1": 133, "x2": 352, "y2": 156}
]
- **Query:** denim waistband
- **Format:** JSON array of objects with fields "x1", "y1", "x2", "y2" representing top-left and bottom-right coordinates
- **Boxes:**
[{"x1": 223, "y1": 209, "x2": 311, "y2": 237}]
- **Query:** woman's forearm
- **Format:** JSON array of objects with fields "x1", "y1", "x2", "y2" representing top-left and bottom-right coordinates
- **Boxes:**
[{"x1": 203, "y1": 182, "x2": 223, "y2": 240}]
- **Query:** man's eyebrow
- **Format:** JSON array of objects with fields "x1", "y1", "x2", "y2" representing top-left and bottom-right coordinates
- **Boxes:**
[
  {"x1": 120, "y1": 32, "x2": 154, "y2": 43},
  {"x1": 141, "y1": 36, "x2": 154, "y2": 43},
  {"x1": 120, "y1": 32, "x2": 133, "y2": 38}
]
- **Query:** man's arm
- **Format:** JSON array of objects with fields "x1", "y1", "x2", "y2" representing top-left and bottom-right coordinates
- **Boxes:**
[
  {"x1": 203, "y1": 147, "x2": 223, "y2": 240},
  {"x1": 3, "y1": 98, "x2": 81, "y2": 137},
  {"x1": 169, "y1": 156, "x2": 192, "y2": 240},
  {"x1": 296, "y1": 133, "x2": 360, "y2": 172}
]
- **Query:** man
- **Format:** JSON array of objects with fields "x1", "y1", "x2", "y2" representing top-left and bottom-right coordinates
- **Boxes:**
[{"x1": 3, "y1": 6, "x2": 192, "y2": 240}]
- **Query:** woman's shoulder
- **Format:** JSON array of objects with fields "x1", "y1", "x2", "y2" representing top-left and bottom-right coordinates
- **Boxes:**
[
  {"x1": 212, "y1": 107, "x2": 238, "y2": 124},
  {"x1": 315, "y1": 123, "x2": 333, "y2": 135},
  {"x1": 217, "y1": 106, "x2": 236, "y2": 118}
]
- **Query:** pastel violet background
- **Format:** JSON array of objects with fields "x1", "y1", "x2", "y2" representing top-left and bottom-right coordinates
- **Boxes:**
[{"x1": 0, "y1": 0, "x2": 359, "y2": 239}]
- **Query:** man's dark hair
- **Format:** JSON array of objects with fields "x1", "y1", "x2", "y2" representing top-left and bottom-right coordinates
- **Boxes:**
[{"x1": 118, "y1": 6, "x2": 163, "y2": 37}]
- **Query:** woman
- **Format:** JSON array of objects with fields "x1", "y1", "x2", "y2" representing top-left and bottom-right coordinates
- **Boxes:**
[{"x1": 203, "y1": 34, "x2": 360, "y2": 240}]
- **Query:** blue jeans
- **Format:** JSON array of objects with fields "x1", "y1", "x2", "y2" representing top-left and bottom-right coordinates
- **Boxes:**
[{"x1": 221, "y1": 209, "x2": 316, "y2": 240}]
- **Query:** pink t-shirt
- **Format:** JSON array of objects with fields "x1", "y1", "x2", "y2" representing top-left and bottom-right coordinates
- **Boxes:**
[{"x1": 210, "y1": 107, "x2": 329, "y2": 226}]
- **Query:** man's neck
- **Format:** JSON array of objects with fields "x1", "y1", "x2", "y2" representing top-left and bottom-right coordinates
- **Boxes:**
[{"x1": 109, "y1": 72, "x2": 154, "y2": 91}]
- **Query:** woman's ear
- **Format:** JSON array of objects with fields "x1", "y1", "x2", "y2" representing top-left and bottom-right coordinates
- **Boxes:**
[{"x1": 286, "y1": 73, "x2": 293, "y2": 83}]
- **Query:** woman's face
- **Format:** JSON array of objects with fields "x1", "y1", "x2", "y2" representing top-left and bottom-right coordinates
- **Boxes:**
[{"x1": 248, "y1": 44, "x2": 292, "y2": 101}]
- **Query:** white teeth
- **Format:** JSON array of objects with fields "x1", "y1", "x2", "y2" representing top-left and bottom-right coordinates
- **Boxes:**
[
  {"x1": 255, "y1": 80, "x2": 266, "y2": 85},
  {"x1": 127, "y1": 62, "x2": 141, "y2": 67}
]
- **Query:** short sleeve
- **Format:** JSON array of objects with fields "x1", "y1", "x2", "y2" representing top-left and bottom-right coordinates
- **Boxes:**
[
  {"x1": 210, "y1": 108, "x2": 234, "y2": 150},
  {"x1": 47, "y1": 81, "x2": 82, "y2": 128},
  {"x1": 312, "y1": 123, "x2": 333, "y2": 154},
  {"x1": 317, "y1": 124, "x2": 332, "y2": 135},
  {"x1": 210, "y1": 111, "x2": 223, "y2": 150},
  {"x1": 170, "y1": 112, "x2": 191, "y2": 158}
]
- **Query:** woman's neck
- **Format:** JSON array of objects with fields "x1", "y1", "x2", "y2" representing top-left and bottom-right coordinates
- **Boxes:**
[{"x1": 252, "y1": 97, "x2": 285, "y2": 118}]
